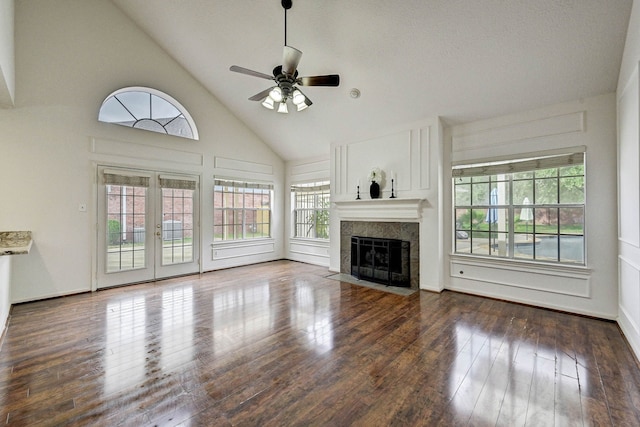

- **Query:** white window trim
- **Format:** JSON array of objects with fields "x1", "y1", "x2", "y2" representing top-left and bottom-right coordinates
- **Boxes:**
[{"x1": 452, "y1": 150, "x2": 586, "y2": 265}]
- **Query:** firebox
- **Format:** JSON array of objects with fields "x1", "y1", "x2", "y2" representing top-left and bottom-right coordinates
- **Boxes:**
[{"x1": 350, "y1": 236, "x2": 410, "y2": 287}]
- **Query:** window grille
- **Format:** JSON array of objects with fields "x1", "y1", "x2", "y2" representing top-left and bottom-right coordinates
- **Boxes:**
[
  {"x1": 98, "y1": 87, "x2": 199, "y2": 140},
  {"x1": 291, "y1": 181, "x2": 330, "y2": 239},
  {"x1": 103, "y1": 169, "x2": 149, "y2": 272},
  {"x1": 159, "y1": 174, "x2": 197, "y2": 265},
  {"x1": 213, "y1": 179, "x2": 272, "y2": 241},
  {"x1": 453, "y1": 151, "x2": 585, "y2": 265}
]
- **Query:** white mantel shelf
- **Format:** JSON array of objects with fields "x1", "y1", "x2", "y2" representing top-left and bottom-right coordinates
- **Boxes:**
[{"x1": 334, "y1": 198, "x2": 427, "y2": 222}]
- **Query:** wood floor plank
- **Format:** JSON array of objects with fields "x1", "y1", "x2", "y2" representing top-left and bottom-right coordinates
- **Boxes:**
[{"x1": 0, "y1": 260, "x2": 639, "y2": 426}]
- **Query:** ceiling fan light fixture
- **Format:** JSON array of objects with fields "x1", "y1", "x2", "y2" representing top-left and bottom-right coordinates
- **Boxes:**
[
  {"x1": 270, "y1": 87, "x2": 284, "y2": 103},
  {"x1": 292, "y1": 89, "x2": 305, "y2": 105},
  {"x1": 229, "y1": 0, "x2": 340, "y2": 114},
  {"x1": 262, "y1": 96, "x2": 275, "y2": 109}
]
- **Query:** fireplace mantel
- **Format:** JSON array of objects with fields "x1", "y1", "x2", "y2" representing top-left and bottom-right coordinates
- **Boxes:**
[{"x1": 334, "y1": 198, "x2": 426, "y2": 222}]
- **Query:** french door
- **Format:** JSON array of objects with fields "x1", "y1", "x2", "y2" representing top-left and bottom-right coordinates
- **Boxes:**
[{"x1": 96, "y1": 166, "x2": 200, "y2": 289}]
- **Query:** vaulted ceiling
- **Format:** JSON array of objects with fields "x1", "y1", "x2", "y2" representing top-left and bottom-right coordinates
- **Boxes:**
[{"x1": 111, "y1": 0, "x2": 632, "y2": 161}]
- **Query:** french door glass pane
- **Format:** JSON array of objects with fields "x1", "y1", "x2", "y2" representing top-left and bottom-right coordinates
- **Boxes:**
[
  {"x1": 162, "y1": 188, "x2": 194, "y2": 265},
  {"x1": 106, "y1": 185, "x2": 146, "y2": 272}
]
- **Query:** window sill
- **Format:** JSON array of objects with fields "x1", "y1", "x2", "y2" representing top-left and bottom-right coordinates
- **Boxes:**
[
  {"x1": 290, "y1": 237, "x2": 329, "y2": 245},
  {"x1": 212, "y1": 238, "x2": 274, "y2": 248},
  {"x1": 211, "y1": 238, "x2": 276, "y2": 261},
  {"x1": 449, "y1": 253, "x2": 591, "y2": 277}
]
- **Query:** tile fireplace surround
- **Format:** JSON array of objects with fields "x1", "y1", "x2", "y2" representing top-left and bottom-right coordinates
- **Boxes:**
[{"x1": 340, "y1": 221, "x2": 419, "y2": 289}]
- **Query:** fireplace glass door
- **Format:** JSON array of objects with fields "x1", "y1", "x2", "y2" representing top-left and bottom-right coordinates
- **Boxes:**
[{"x1": 351, "y1": 236, "x2": 410, "y2": 287}]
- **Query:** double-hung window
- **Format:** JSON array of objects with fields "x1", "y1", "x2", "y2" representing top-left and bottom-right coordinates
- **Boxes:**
[
  {"x1": 291, "y1": 181, "x2": 330, "y2": 239},
  {"x1": 453, "y1": 151, "x2": 585, "y2": 265},
  {"x1": 213, "y1": 179, "x2": 272, "y2": 241}
]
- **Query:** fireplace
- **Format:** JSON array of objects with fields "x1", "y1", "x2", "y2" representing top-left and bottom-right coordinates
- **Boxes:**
[
  {"x1": 340, "y1": 221, "x2": 419, "y2": 289},
  {"x1": 351, "y1": 236, "x2": 410, "y2": 287}
]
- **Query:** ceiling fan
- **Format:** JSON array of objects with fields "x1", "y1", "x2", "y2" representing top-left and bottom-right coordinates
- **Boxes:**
[{"x1": 229, "y1": 0, "x2": 340, "y2": 113}]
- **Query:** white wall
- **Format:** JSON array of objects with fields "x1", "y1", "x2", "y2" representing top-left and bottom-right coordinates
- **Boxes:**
[
  {"x1": 0, "y1": 0, "x2": 14, "y2": 106},
  {"x1": 0, "y1": 257, "x2": 10, "y2": 335},
  {"x1": 0, "y1": 0, "x2": 284, "y2": 302},
  {"x1": 447, "y1": 93, "x2": 619, "y2": 319},
  {"x1": 617, "y1": 0, "x2": 640, "y2": 361},
  {"x1": 329, "y1": 117, "x2": 445, "y2": 291},
  {"x1": 284, "y1": 156, "x2": 331, "y2": 267}
]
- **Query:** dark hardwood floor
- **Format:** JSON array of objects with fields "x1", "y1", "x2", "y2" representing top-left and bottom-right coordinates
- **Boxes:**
[{"x1": 1, "y1": 260, "x2": 639, "y2": 426}]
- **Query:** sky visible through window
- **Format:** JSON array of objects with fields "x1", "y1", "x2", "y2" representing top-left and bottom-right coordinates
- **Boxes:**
[{"x1": 99, "y1": 88, "x2": 197, "y2": 140}]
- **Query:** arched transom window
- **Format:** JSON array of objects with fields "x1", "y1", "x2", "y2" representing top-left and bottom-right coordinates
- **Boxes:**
[{"x1": 98, "y1": 87, "x2": 199, "y2": 140}]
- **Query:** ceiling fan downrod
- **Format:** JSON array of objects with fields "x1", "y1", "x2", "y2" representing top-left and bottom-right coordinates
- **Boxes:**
[{"x1": 282, "y1": 0, "x2": 292, "y2": 46}]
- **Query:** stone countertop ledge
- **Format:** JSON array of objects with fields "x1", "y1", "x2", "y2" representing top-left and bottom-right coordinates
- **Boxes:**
[{"x1": 0, "y1": 231, "x2": 33, "y2": 256}]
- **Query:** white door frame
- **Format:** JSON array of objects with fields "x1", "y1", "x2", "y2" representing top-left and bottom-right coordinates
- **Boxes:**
[{"x1": 95, "y1": 165, "x2": 200, "y2": 289}]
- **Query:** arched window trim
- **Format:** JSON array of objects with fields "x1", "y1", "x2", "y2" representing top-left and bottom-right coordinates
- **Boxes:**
[{"x1": 99, "y1": 86, "x2": 199, "y2": 140}]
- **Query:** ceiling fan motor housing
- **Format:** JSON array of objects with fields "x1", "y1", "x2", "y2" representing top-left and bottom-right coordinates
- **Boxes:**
[{"x1": 273, "y1": 65, "x2": 298, "y2": 99}]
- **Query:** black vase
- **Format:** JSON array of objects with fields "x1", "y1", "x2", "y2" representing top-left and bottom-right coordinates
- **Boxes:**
[{"x1": 369, "y1": 181, "x2": 380, "y2": 199}]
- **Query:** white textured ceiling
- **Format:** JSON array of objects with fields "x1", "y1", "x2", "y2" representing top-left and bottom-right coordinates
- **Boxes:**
[{"x1": 111, "y1": 0, "x2": 632, "y2": 161}]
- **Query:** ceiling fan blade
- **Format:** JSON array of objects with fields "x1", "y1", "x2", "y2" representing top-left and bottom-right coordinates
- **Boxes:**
[
  {"x1": 230, "y1": 65, "x2": 274, "y2": 80},
  {"x1": 298, "y1": 74, "x2": 340, "y2": 87},
  {"x1": 282, "y1": 46, "x2": 303, "y2": 75},
  {"x1": 248, "y1": 87, "x2": 273, "y2": 101}
]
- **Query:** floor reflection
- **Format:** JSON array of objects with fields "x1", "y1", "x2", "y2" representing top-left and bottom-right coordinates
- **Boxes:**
[
  {"x1": 449, "y1": 320, "x2": 587, "y2": 425},
  {"x1": 104, "y1": 296, "x2": 147, "y2": 394},
  {"x1": 291, "y1": 279, "x2": 335, "y2": 354},
  {"x1": 102, "y1": 276, "x2": 342, "y2": 382},
  {"x1": 211, "y1": 281, "x2": 273, "y2": 356},
  {"x1": 161, "y1": 286, "x2": 194, "y2": 370}
]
